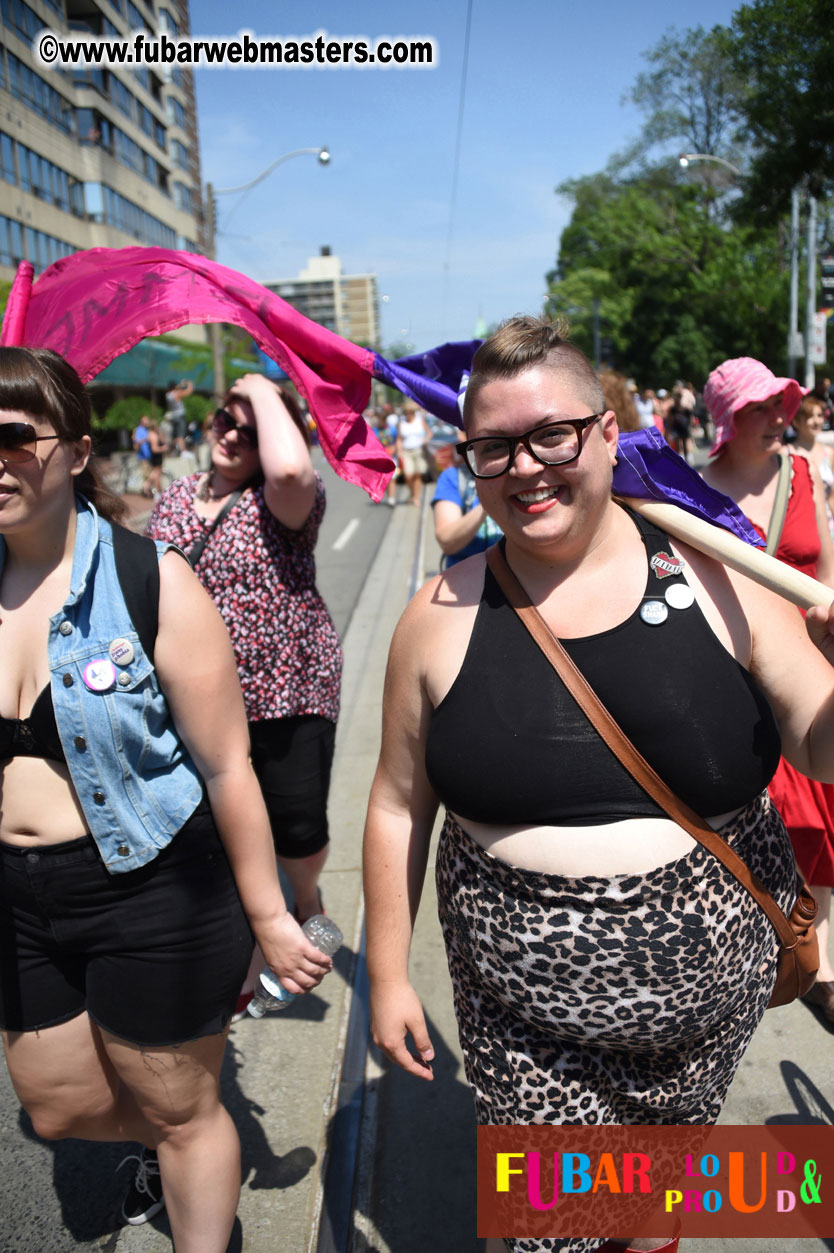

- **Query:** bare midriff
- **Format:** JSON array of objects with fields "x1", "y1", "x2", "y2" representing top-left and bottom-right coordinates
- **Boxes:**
[
  {"x1": 0, "y1": 757, "x2": 88, "y2": 845},
  {"x1": 452, "y1": 808, "x2": 744, "y2": 877}
]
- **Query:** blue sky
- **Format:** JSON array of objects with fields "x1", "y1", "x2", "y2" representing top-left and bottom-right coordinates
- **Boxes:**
[{"x1": 193, "y1": 0, "x2": 744, "y2": 353}]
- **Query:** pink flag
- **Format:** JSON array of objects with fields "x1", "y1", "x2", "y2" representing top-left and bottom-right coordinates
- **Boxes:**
[{"x1": 0, "y1": 248, "x2": 394, "y2": 501}]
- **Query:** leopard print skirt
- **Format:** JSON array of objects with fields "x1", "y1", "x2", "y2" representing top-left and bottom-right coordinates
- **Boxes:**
[{"x1": 435, "y1": 791, "x2": 796, "y2": 1253}]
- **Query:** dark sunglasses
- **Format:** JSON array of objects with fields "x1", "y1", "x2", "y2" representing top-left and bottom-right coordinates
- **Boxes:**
[
  {"x1": 0, "y1": 421, "x2": 61, "y2": 463},
  {"x1": 212, "y1": 409, "x2": 258, "y2": 450}
]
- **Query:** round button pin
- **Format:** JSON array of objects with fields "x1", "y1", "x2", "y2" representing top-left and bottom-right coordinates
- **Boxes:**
[
  {"x1": 83, "y1": 658, "x2": 117, "y2": 692},
  {"x1": 109, "y1": 637, "x2": 135, "y2": 666},
  {"x1": 640, "y1": 600, "x2": 669, "y2": 626},
  {"x1": 665, "y1": 583, "x2": 695, "y2": 610}
]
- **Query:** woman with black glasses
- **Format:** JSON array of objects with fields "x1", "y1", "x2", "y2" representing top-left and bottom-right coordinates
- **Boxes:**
[
  {"x1": 148, "y1": 374, "x2": 342, "y2": 1004},
  {"x1": 0, "y1": 348, "x2": 330, "y2": 1247},
  {"x1": 362, "y1": 316, "x2": 834, "y2": 1253}
]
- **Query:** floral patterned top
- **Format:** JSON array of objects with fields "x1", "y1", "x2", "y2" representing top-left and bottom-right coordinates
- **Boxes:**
[{"x1": 147, "y1": 474, "x2": 341, "y2": 724}]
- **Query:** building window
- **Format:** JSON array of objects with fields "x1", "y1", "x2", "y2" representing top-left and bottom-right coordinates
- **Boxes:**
[
  {"x1": 1, "y1": 132, "x2": 16, "y2": 185},
  {"x1": 110, "y1": 74, "x2": 135, "y2": 122},
  {"x1": 167, "y1": 96, "x2": 187, "y2": 129},
  {"x1": 171, "y1": 138, "x2": 189, "y2": 171},
  {"x1": 1, "y1": 0, "x2": 46, "y2": 43},
  {"x1": 0, "y1": 216, "x2": 24, "y2": 267},
  {"x1": 72, "y1": 66, "x2": 107, "y2": 95},
  {"x1": 158, "y1": 7, "x2": 179, "y2": 36},
  {"x1": 20, "y1": 222, "x2": 73, "y2": 273},
  {"x1": 7, "y1": 53, "x2": 74, "y2": 135},
  {"x1": 85, "y1": 180, "x2": 177, "y2": 248},
  {"x1": 172, "y1": 182, "x2": 193, "y2": 214},
  {"x1": 125, "y1": 0, "x2": 146, "y2": 31}
]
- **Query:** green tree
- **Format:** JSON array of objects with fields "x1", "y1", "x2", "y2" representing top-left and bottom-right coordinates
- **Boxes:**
[
  {"x1": 723, "y1": 0, "x2": 834, "y2": 222},
  {"x1": 548, "y1": 170, "x2": 787, "y2": 383},
  {"x1": 99, "y1": 396, "x2": 162, "y2": 435},
  {"x1": 627, "y1": 25, "x2": 746, "y2": 168},
  {"x1": 183, "y1": 392, "x2": 213, "y2": 429},
  {"x1": 545, "y1": 20, "x2": 795, "y2": 384},
  {"x1": 0, "y1": 279, "x2": 12, "y2": 325}
]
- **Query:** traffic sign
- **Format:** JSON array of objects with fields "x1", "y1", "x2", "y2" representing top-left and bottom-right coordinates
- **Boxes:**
[{"x1": 811, "y1": 311, "x2": 828, "y2": 364}]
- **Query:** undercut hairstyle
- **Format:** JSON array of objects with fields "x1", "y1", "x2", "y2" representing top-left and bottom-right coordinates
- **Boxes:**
[
  {"x1": 463, "y1": 315, "x2": 605, "y2": 429},
  {"x1": 0, "y1": 346, "x2": 126, "y2": 522}
]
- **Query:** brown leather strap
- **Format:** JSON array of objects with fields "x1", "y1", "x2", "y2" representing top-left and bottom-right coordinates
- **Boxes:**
[{"x1": 485, "y1": 543, "x2": 800, "y2": 951}]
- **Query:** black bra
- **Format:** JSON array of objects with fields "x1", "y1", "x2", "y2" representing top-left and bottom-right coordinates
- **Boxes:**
[
  {"x1": 425, "y1": 511, "x2": 782, "y2": 825},
  {"x1": 0, "y1": 685, "x2": 66, "y2": 764}
]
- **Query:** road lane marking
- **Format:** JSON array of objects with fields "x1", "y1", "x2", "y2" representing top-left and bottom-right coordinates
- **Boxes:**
[{"x1": 332, "y1": 518, "x2": 360, "y2": 551}]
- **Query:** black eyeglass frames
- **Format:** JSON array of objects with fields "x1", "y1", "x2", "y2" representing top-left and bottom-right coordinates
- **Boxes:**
[{"x1": 455, "y1": 415, "x2": 604, "y2": 479}]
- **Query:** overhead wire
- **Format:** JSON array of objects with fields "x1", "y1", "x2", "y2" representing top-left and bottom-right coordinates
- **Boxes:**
[{"x1": 440, "y1": 0, "x2": 474, "y2": 340}]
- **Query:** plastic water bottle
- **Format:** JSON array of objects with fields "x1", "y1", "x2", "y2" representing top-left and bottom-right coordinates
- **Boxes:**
[{"x1": 247, "y1": 914, "x2": 343, "y2": 1017}]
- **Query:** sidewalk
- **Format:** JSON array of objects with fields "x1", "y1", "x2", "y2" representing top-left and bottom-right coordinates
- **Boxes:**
[{"x1": 108, "y1": 488, "x2": 423, "y2": 1253}]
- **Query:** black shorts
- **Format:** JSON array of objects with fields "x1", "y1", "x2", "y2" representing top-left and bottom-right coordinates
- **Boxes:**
[
  {"x1": 0, "y1": 805, "x2": 253, "y2": 1046},
  {"x1": 248, "y1": 715, "x2": 335, "y2": 859},
  {"x1": 149, "y1": 451, "x2": 163, "y2": 467}
]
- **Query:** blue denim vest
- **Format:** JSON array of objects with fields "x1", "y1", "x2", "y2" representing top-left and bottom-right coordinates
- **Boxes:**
[{"x1": 0, "y1": 498, "x2": 204, "y2": 873}]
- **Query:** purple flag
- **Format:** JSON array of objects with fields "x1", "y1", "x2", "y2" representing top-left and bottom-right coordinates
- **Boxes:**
[
  {"x1": 614, "y1": 428, "x2": 764, "y2": 547},
  {"x1": 373, "y1": 341, "x2": 482, "y2": 426}
]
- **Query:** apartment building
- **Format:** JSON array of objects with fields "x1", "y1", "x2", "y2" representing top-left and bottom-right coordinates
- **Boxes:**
[
  {"x1": 0, "y1": 0, "x2": 203, "y2": 285},
  {"x1": 267, "y1": 246, "x2": 380, "y2": 348}
]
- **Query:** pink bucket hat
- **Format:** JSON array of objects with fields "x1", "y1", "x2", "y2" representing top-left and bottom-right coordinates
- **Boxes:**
[{"x1": 704, "y1": 357, "x2": 802, "y2": 456}]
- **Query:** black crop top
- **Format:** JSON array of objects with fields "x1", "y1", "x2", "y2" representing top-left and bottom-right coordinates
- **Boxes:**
[
  {"x1": 0, "y1": 685, "x2": 66, "y2": 765},
  {"x1": 425, "y1": 512, "x2": 782, "y2": 824}
]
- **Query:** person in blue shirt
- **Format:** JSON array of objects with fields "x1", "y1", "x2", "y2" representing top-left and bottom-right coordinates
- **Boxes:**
[
  {"x1": 132, "y1": 414, "x2": 152, "y2": 497},
  {"x1": 432, "y1": 456, "x2": 502, "y2": 566},
  {"x1": 0, "y1": 348, "x2": 331, "y2": 1249},
  {"x1": 132, "y1": 414, "x2": 151, "y2": 460}
]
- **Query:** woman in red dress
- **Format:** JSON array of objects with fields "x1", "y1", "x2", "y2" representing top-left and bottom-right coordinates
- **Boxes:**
[{"x1": 702, "y1": 357, "x2": 834, "y2": 1022}]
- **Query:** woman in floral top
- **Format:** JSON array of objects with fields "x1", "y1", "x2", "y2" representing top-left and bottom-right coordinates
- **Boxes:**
[{"x1": 148, "y1": 375, "x2": 342, "y2": 954}]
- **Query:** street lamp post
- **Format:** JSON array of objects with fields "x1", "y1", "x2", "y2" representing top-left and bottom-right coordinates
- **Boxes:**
[
  {"x1": 204, "y1": 146, "x2": 331, "y2": 401},
  {"x1": 678, "y1": 152, "x2": 742, "y2": 178}
]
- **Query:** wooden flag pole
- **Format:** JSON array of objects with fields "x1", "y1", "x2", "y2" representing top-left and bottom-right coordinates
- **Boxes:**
[{"x1": 621, "y1": 497, "x2": 834, "y2": 613}]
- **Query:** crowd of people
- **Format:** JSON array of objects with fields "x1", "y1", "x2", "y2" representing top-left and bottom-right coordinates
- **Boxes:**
[{"x1": 2, "y1": 324, "x2": 834, "y2": 1253}]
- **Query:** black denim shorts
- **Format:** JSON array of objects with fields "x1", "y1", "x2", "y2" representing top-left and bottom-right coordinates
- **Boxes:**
[
  {"x1": 0, "y1": 805, "x2": 254, "y2": 1046},
  {"x1": 248, "y1": 715, "x2": 336, "y2": 859}
]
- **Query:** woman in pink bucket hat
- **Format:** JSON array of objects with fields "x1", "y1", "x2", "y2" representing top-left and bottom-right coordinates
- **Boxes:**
[{"x1": 703, "y1": 356, "x2": 834, "y2": 1022}]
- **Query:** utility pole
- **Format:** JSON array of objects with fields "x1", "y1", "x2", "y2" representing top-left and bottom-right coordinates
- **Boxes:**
[
  {"x1": 805, "y1": 195, "x2": 818, "y2": 391},
  {"x1": 593, "y1": 297, "x2": 601, "y2": 371},
  {"x1": 205, "y1": 182, "x2": 225, "y2": 405},
  {"x1": 788, "y1": 187, "x2": 801, "y2": 378}
]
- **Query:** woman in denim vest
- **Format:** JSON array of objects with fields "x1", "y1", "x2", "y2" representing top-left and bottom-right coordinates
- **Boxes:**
[{"x1": 0, "y1": 348, "x2": 331, "y2": 1250}]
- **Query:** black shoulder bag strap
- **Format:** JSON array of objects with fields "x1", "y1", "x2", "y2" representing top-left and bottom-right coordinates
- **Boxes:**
[
  {"x1": 111, "y1": 524, "x2": 161, "y2": 664},
  {"x1": 185, "y1": 489, "x2": 244, "y2": 570}
]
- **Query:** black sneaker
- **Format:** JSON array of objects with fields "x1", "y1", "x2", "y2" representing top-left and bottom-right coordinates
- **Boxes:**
[{"x1": 118, "y1": 1147, "x2": 165, "y2": 1225}]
